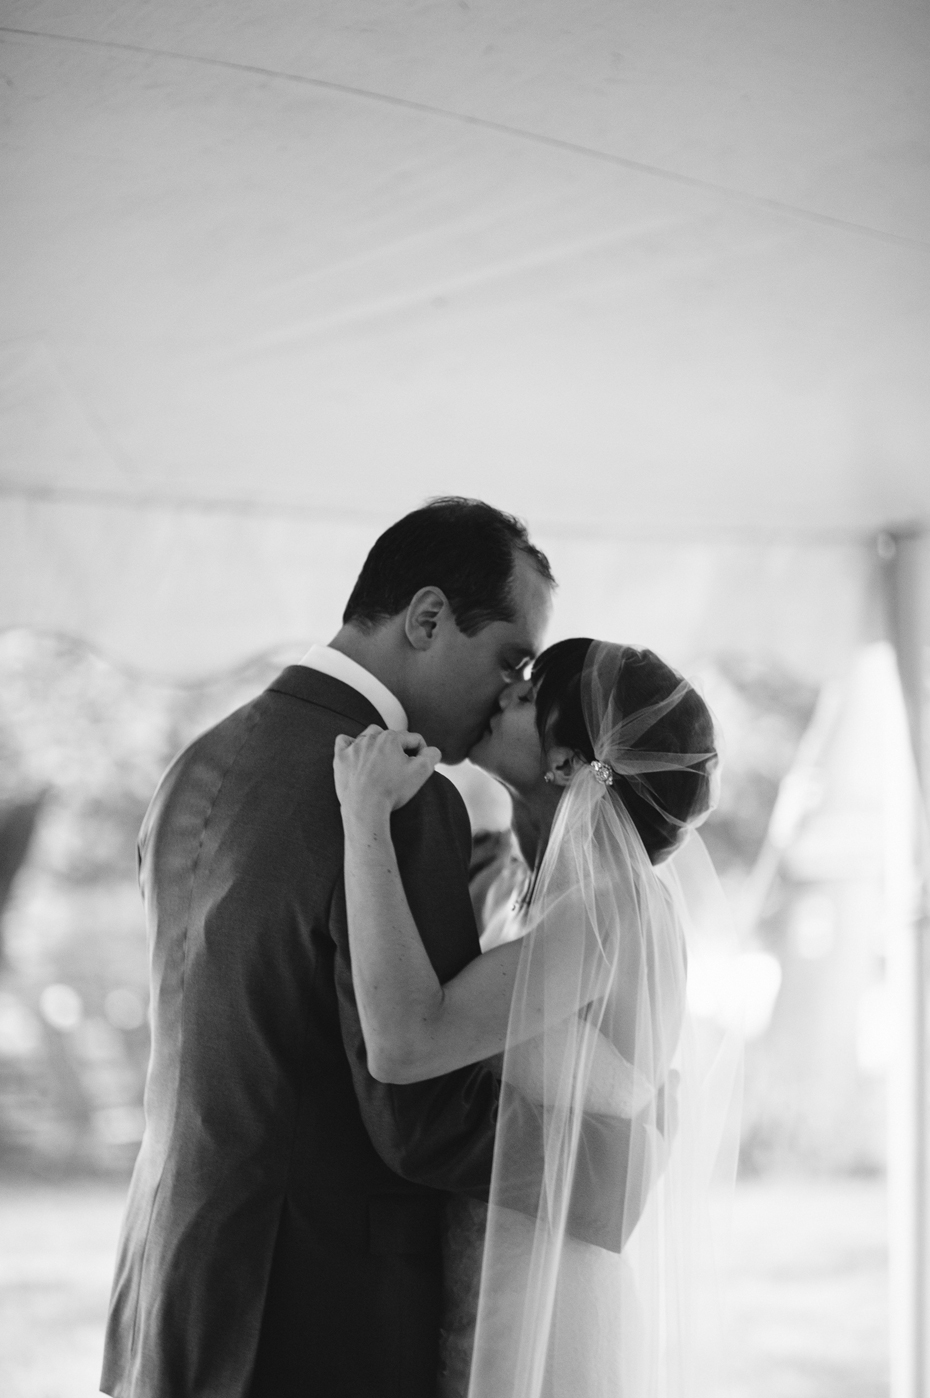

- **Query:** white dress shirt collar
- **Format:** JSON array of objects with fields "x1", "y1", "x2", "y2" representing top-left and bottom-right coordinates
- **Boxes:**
[{"x1": 298, "y1": 644, "x2": 408, "y2": 732}]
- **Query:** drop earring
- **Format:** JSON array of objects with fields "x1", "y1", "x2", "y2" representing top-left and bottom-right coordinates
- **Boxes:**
[{"x1": 543, "y1": 772, "x2": 556, "y2": 784}]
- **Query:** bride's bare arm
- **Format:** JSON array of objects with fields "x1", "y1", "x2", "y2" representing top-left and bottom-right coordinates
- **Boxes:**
[
  {"x1": 336, "y1": 726, "x2": 523, "y2": 1082},
  {"x1": 339, "y1": 817, "x2": 524, "y2": 1079},
  {"x1": 335, "y1": 726, "x2": 655, "y2": 1111}
]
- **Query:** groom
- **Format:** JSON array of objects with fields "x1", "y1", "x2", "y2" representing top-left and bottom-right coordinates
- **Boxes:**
[{"x1": 100, "y1": 497, "x2": 554, "y2": 1398}]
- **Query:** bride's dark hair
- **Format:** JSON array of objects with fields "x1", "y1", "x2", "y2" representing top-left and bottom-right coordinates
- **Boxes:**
[{"x1": 531, "y1": 638, "x2": 716, "y2": 863}]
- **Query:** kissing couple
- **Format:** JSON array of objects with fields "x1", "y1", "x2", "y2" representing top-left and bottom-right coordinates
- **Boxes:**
[{"x1": 101, "y1": 497, "x2": 738, "y2": 1398}]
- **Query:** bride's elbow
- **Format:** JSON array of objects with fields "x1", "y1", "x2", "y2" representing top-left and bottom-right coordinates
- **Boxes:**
[
  {"x1": 366, "y1": 1042, "x2": 432, "y2": 1085},
  {"x1": 367, "y1": 1050, "x2": 408, "y2": 1084},
  {"x1": 365, "y1": 997, "x2": 446, "y2": 1084}
]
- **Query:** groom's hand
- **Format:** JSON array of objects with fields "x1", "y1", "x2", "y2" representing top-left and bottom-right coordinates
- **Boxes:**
[{"x1": 334, "y1": 725, "x2": 442, "y2": 816}]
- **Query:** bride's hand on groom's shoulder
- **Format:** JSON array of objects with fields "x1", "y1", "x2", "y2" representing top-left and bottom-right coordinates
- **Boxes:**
[{"x1": 334, "y1": 725, "x2": 441, "y2": 818}]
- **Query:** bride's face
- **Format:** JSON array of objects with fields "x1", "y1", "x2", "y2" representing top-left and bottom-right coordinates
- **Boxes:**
[{"x1": 468, "y1": 677, "x2": 546, "y2": 792}]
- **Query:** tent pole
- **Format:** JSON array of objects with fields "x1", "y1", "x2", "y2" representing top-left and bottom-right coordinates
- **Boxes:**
[{"x1": 881, "y1": 528, "x2": 929, "y2": 1398}]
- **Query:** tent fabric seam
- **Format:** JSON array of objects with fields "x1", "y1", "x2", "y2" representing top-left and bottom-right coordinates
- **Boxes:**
[{"x1": 2, "y1": 24, "x2": 928, "y2": 254}]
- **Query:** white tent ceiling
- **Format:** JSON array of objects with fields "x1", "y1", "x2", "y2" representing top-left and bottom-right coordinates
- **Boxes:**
[{"x1": 2, "y1": 2, "x2": 929, "y2": 677}]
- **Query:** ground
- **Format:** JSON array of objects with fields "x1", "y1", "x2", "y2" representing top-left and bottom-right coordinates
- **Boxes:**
[
  {"x1": 721, "y1": 1176, "x2": 887, "y2": 1398},
  {"x1": 0, "y1": 1174, "x2": 887, "y2": 1398}
]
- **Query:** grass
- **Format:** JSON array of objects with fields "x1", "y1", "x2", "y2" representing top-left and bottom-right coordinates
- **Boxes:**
[{"x1": 0, "y1": 1174, "x2": 888, "y2": 1397}]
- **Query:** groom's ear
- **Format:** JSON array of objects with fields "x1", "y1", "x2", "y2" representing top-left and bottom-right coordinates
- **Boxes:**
[
  {"x1": 404, "y1": 586, "x2": 450, "y2": 651},
  {"x1": 546, "y1": 746, "x2": 585, "y2": 788}
]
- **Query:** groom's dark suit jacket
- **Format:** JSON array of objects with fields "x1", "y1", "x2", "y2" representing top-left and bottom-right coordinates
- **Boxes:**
[{"x1": 100, "y1": 666, "x2": 500, "y2": 1398}]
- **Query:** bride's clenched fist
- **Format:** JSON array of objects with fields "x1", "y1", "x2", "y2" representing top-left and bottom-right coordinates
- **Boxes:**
[{"x1": 334, "y1": 725, "x2": 441, "y2": 817}]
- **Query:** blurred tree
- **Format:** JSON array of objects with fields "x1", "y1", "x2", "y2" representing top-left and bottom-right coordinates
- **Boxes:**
[
  {"x1": 0, "y1": 796, "x2": 44, "y2": 962},
  {"x1": 0, "y1": 629, "x2": 295, "y2": 1170},
  {"x1": 0, "y1": 630, "x2": 825, "y2": 1174},
  {"x1": 698, "y1": 653, "x2": 818, "y2": 878}
]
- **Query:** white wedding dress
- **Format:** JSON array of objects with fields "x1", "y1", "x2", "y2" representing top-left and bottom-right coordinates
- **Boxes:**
[
  {"x1": 439, "y1": 1193, "x2": 646, "y2": 1398},
  {"x1": 438, "y1": 851, "x2": 652, "y2": 1398},
  {"x1": 436, "y1": 643, "x2": 742, "y2": 1398}
]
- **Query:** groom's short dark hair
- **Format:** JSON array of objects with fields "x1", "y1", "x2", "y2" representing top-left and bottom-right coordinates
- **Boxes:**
[{"x1": 343, "y1": 497, "x2": 554, "y2": 636}]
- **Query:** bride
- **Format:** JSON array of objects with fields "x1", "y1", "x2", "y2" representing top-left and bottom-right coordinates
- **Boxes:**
[{"x1": 334, "y1": 638, "x2": 740, "y2": 1398}]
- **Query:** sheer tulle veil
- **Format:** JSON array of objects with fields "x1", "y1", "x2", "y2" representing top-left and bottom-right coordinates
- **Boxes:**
[{"x1": 467, "y1": 642, "x2": 743, "y2": 1398}]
